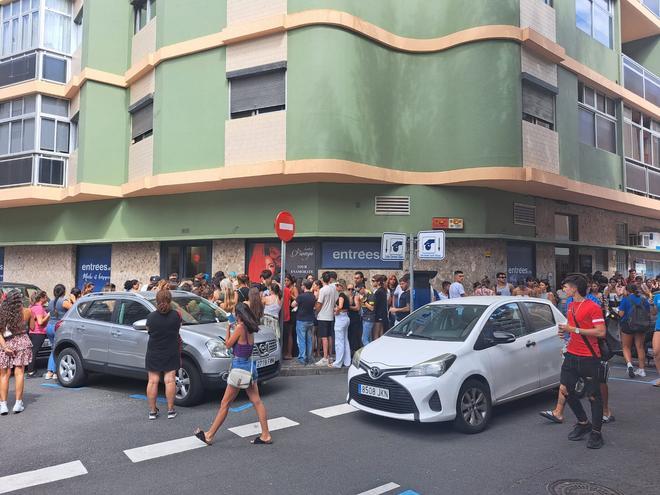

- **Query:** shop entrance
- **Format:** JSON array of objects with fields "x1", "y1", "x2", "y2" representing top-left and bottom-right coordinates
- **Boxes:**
[
  {"x1": 160, "y1": 241, "x2": 211, "y2": 280},
  {"x1": 554, "y1": 246, "x2": 577, "y2": 289}
]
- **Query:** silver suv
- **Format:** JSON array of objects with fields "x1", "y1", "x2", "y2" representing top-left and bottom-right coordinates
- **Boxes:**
[{"x1": 53, "y1": 291, "x2": 281, "y2": 406}]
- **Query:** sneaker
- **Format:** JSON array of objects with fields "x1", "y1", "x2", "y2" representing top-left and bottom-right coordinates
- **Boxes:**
[
  {"x1": 315, "y1": 358, "x2": 329, "y2": 367},
  {"x1": 148, "y1": 408, "x2": 159, "y2": 420},
  {"x1": 0, "y1": 402, "x2": 8, "y2": 416},
  {"x1": 12, "y1": 400, "x2": 24, "y2": 414},
  {"x1": 586, "y1": 431, "x2": 604, "y2": 449},
  {"x1": 627, "y1": 365, "x2": 635, "y2": 378},
  {"x1": 634, "y1": 368, "x2": 646, "y2": 378},
  {"x1": 26, "y1": 371, "x2": 37, "y2": 378},
  {"x1": 42, "y1": 372, "x2": 54, "y2": 380},
  {"x1": 167, "y1": 409, "x2": 177, "y2": 419},
  {"x1": 568, "y1": 422, "x2": 592, "y2": 441}
]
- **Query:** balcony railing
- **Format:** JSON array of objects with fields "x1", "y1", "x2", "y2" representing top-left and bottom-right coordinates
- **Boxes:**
[
  {"x1": 641, "y1": 0, "x2": 659, "y2": 17},
  {"x1": 0, "y1": 154, "x2": 66, "y2": 188},
  {"x1": 623, "y1": 55, "x2": 660, "y2": 107}
]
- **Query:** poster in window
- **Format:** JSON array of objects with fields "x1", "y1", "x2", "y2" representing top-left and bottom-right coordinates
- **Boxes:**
[
  {"x1": 246, "y1": 241, "x2": 318, "y2": 283},
  {"x1": 579, "y1": 254, "x2": 593, "y2": 274},
  {"x1": 76, "y1": 245, "x2": 112, "y2": 292},
  {"x1": 506, "y1": 243, "x2": 535, "y2": 285}
]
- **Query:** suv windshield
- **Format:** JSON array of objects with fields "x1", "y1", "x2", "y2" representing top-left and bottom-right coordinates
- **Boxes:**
[
  {"x1": 387, "y1": 304, "x2": 486, "y2": 342},
  {"x1": 147, "y1": 295, "x2": 229, "y2": 325}
]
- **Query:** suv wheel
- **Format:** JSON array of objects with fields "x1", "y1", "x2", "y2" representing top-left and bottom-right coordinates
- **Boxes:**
[
  {"x1": 57, "y1": 348, "x2": 87, "y2": 388},
  {"x1": 453, "y1": 379, "x2": 492, "y2": 434},
  {"x1": 174, "y1": 359, "x2": 203, "y2": 407}
]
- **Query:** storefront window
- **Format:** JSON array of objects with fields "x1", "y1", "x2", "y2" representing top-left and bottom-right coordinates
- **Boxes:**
[
  {"x1": 554, "y1": 214, "x2": 578, "y2": 241},
  {"x1": 76, "y1": 244, "x2": 111, "y2": 292},
  {"x1": 161, "y1": 242, "x2": 211, "y2": 280}
]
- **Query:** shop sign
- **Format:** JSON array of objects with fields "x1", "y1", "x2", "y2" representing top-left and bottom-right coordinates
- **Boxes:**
[
  {"x1": 0, "y1": 247, "x2": 4, "y2": 282},
  {"x1": 506, "y1": 243, "x2": 535, "y2": 285},
  {"x1": 432, "y1": 217, "x2": 464, "y2": 230},
  {"x1": 381, "y1": 232, "x2": 407, "y2": 261},
  {"x1": 76, "y1": 245, "x2": 112, "y2": 292},
  {"x1": 417, "y1": 230, "x2": 446, "y2": 260},
  {"x1": 247, "y1": 241, "x2": 318, "y2": 283},
  {"x1": 321, "y1": 241, "x2": 401, "y2": 269}
]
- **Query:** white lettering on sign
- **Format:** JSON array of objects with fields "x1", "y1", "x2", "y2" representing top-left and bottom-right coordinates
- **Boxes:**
[
  {"x1": 331, "y1": 249, "x2": 381, "y2": 260},
  {"x1": 81, "y1": 263, "x2": 110, "y2": 271},
  {"x1": 279, "y1": 223, "x2": 294, "y2": 231}
]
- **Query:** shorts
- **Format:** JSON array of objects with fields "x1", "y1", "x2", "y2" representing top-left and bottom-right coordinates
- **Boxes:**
[
  {"x1": 560, "y1": 354, "x2": 603, "y2": 395},
  {"x1": 317, "y1": 320, "x2": 334, "y2": 338},
  {"x1": 620, "y1": 321, "x2": 648, "y2": 335}
]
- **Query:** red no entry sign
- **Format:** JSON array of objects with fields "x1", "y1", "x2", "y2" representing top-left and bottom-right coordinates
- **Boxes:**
[{"x1": 274, "y1": 211, "x2": 295, "y2": 242}]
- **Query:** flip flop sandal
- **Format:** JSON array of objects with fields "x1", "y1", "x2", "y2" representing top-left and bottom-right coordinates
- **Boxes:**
[
  {"x1": 654, "y1": 381, "x2": 660, "y2": 387},
  {"x1": 602, "y1": 415, "x2": 616, "y2": 423},
  {"x1": 251, "y1": 436, "x2": 273, "y2": 445},
  {"x1": 194, "y1": 428, "x2": 212, "y2": 446},
  {"x1": 539, "y1": 410, "x2": 563, "y2": 424}
]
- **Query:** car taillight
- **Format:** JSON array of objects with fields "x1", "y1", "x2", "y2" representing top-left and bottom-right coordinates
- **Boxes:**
[{"x1": 54, "y1": 320, "x2": 64, "y2": 332}]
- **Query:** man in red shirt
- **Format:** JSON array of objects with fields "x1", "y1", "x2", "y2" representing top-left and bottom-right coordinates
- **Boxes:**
[{"x1": 558, "y1": 275, "x2": 607, "y2": 449}]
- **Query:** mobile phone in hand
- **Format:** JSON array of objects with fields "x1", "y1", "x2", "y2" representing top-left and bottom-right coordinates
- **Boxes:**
[{"x1": 227, "y1": 313, "x2": 236, "y2": 324}]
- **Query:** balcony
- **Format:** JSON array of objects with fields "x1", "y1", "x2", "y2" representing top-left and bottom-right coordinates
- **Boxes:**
[
  {"x1": 623, "y1": 55, "x2": 660, "y2": 107},
  {"x1": 0, "y1": 154, "x2": 66, "y2": 188},
  {"x1": 621, "y1": 0, "x2": 660, "y2": 42}
]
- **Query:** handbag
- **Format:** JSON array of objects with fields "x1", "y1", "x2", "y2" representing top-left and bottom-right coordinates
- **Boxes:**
[
  {"x1": 571, "y1": 307, "x2": 613, "y2": 362},
  {"x1": 227, "y1": 361, "x2": 254, "y2": 389},
  {"x1": 3, "y1": 324, "x2": 12, "y2": 339}
]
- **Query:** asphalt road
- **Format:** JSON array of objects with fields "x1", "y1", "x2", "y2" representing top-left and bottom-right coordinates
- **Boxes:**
[{"x1": 1, "y1": 362, "x2": 658, "y2": 495}]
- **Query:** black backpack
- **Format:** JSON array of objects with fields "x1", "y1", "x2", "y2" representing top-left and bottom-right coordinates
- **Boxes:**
[{"x1": 627, "y1": 297, "x2": 650, "y2": 332}]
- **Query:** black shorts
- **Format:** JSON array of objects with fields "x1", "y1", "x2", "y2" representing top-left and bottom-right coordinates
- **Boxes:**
[
  {"x1": 317, "y1": 320, "x2": 334, "y2": 338},
  {"x1": 560, "y1": 354, "x2": 603, "y2": 395}
]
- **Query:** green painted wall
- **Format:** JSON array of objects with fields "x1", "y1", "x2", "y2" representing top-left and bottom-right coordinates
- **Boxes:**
[
  {"x1": 152, "y1": 49, "x2": 228, "y2": 174},
  {"x1": 0, "y1": 185, "x2": 532, "y2": 245},
  {"x1": 623, "y1": 36, "x2": 660, "y2": 76},
  {"x1": 81, "y1": 0, "x2": 131, "y2": 74},
  {"x1": 556, "y1": 68, "x2": 623, "y2": 190},
  {"x1": 287, "y1": 28, "x2": 522, "y2": 171},
  {"x1": 287, "y1": 0, "x2": 519, "y2": 38},
  {"x1": 156, "y1": 0, "x2": 227, "y2": 48},
  {"x1": 555, "y1": 0, "x2": 621, "y2": 82},
  {"x1": 77, "y1": 82, "x2": 129, "y2": 185}
]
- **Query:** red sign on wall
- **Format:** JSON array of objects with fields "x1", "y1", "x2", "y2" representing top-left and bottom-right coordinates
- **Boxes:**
[{"x1": 432, "y1": 217, "x2": 464, "y2": 230}]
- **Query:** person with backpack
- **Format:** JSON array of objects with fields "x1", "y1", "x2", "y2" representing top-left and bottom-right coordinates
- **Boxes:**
[
  {"x1": 43, "y1": 284, "x2": 68, "y2": 380},
  {"x1": 618, "y1": 284, "x2": 651, "y2": 378}
]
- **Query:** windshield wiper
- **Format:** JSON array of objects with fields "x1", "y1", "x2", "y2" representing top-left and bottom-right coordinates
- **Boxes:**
[{"x1": 405, "y1": 333, "x2": 433, "y2": 340}]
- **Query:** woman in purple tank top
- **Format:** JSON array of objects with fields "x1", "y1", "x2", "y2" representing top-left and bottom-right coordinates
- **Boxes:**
[{"x1": 194, "y1": 303, "x2": 272, "y2": 445}]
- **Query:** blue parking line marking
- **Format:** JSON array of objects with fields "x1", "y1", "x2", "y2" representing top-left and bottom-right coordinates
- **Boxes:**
[
  {"x1": 398, "y1": 491, "x2": 421, "y2": 495},
  {"x1": 229, "y1": 403, "x2": 253, "y2": 413},
  {"x1": 40, "y1": 383, "x2": 84, "y2": 390},
  {"x1": 129, "y1": 394, "x2": 168, "y2": 404},
  {"x1": 609, "y1": 377, "x2": 656, "y2": 385}
]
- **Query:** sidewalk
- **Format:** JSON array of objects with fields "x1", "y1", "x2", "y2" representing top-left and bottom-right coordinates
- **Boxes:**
[{"x1": 280, "y1": 358, "x2": 349, "y2": 377}]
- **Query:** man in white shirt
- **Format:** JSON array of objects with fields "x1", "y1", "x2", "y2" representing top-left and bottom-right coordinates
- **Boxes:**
[
  {"x1": 449, "y1": 270, "x2": 466, "y2": 298},
  {"x1": 315, "y1": 271, "x2": 338, "y2": 366}
]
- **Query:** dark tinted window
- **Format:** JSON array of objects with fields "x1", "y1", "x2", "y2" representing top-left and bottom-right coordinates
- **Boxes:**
[
  {"x1": 484, "y1": 303, "x2": 526, "y2": 338},
  {"x1": 0, "y1": 53, "x2": 37, "y2": 88},
  {"x1": 118, "y1": 300, "x2": 150, "y2": 326},
  {"x1": 83, "y1": 300, "x2": 116, "y2": 323},
  {"x1": 0, "y1": 157, "x2": 32, "y2": 186},
  {"x1": 522, "y1": 302, "x2": 555, "y2": 333},
  {"x1": 38, "y1": 157, "x2": 65, "y2": 185},
  {"x1": 43, "y1": 55, "x2": 67, "y2": 83}
]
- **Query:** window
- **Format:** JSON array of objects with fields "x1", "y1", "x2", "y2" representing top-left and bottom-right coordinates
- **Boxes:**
[
  {"x1": 555, "y1": 213, "x2": 578, "y2": 241},
  {"x1": 578, "y1": 82, "x2": 616, "y2": 153},
  {"x1": 522, "y1": 80, "x2": 555, "y2": 130},
  {"x1": 73, "y1": 7, "x2": 82, "y2": 52},
  {"x1": 0, "y1": 0, "x2": 39, "y2": 58},
  {"x1": 622, "y1": 55, "x2": 659, "y2": 108},
  {"x1": 83, "y1": 300, "x2": 116, "y2": 323},
  {"x1": 44, "y1": 0, "x2": 72, "y2": 54},
  {"x1": 117, "y1": 300, "x2": 150, "y2": 327},
  {"x1": 38, "y1": 157, "x2": 64, "y2": 185},
  {"x1": 161, "y1": 242, "x2": 211, "y2": 280},
  {"x1": 484, "y1": 303, "x2": 526, "y2": 338},
  {"x1": 40, "y1": 96, "x2": 70, "y2": 153},
  {"x1": 642, "y1": 0, "x2": 659, "y2": 16},
  {"x1": 387, "y1": 305, "x2": 486, "y2": 342},
  {"x1": 133, "y1": 0, "x2": 156, "y2": 34},
  {"x1": 615, "y1": 223, "x2": 628, "y2": 246},
  {"x1": 623, "y1": 106, "x2": 660, "y2": 197},
  {"x1": 42, "y1": 54, "x2": 67, "y2": 83},
  {"x1": 0, "y1": 95, "x2": 35, "y2": 155},
  {"x1": 229, "y1": 66, "x2": 286, "y2": 119},
  {"x1": 0, "y1": 52, "x2": 37, "y2": 88},
  {"x1": 130, "y1": 99, "x2": 153, "y2": 143},
  {"x1": 522, "y1": 302, "x2": 555, "y2": 332},
  {"x1": 576, "y1": 0, "x2": 613, "y2": 48},
  {"x1": 615, "y1": 250, "x2": 627, "y2": 273},
  {"x1": 0, "y1": 155, "x2": 32, "y2": 186},
  {"x1": 70, "y1": 111, "x2": 78, "y2": 150}
]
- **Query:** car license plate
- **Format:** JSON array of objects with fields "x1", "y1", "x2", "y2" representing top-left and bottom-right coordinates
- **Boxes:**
[
  {"x1": 256, "y1": 357, "x2": 275, "y2": 368},
  {"x1": 358, "y1": 384, "x2": 389, "y2": 400}
]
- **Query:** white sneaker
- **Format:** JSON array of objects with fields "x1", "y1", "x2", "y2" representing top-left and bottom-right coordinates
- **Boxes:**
[
  {"x1": 12, "y1": 400, "x2": 24, "y2": 414},
  {"x1": 315, "y1": 358, "x2": 329, "y2": 367},
  {"x1": 634, "y1": 369, "x2": 646, "y2": 377},
  {"x1": 0, "y1": 402, "x2": 8, "y2": 416}
]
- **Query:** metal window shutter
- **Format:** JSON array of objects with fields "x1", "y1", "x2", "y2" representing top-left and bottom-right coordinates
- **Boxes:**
[
  {"x1": 231, "y1": 70, "x2": 285, "y2": 114},
  {"x1": 625, "y1": 161, "x2": 646, "y2": 192},
  {"x1": 131, "y1": 102, "x2": 153, "y2": 139},
  {"x1": 522, "y1": 82, "x2": 554, "y2": 124},
  {"x1": 513, "y1": 203, "x2": 536, "y2": 226},
  {"x1": 374, "y1": 196, "x2": 410, "y2": 215}
]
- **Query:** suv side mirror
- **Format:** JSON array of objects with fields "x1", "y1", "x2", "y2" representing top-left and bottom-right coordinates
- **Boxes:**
[
  {"x1": 492, "y1": 330, "x2": 516, "y2": 344},
  {"x1": 133, "y1": 319, "x2": 148, "y2": 331}
]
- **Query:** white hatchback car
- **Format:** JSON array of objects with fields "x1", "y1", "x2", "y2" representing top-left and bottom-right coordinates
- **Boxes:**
[{"x1": 348, "y1": 296, "x2": 567, "y2": 433}]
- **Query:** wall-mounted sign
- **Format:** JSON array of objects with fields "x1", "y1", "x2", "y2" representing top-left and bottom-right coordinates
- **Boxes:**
[
  {"x1": 432, "y1": 217, "x2": 464, "y2": 230},
  {"x1": 381, "y1": 232, "x2": 407, "y2": 261},
  {"x1": 76, "y1": 245, "x2": 112, "y2": 291},
  {"x1": 247, "y1": 241, "x2": 318, "y2": 282},
  {"x1": 506, "y1": 242, "x2": 535, "y2": 285},
  {"x1": 321, "y1": 241, "x2": 401, "y2": 269},
  {"x1": 417, "y1": 231, "x2": 446, "y2": 260}
]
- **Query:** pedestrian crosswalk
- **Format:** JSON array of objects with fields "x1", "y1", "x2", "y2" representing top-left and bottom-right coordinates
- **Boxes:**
[
  {"x1": 0, "y1": 460, "x2": 88, "y2": 494},
  {"x1": 310, "y1": 403, "x2": 357, "y2": 418},
  {"x1": 227, "y1": 416, "x2": 300, "y2": 438},
  {"x1": 124, "y1": 435, "x2": 207, "y2": 463},
  {"x1": 356, "y1": 482, "x2": 401, "y2": 495}
]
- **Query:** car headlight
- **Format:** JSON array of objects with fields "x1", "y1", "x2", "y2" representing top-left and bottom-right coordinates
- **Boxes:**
[
  {"x1": 406, "y1": 353, "x2": 456, "y2": 378},
  {"x1": 205, "y1": 339, "x2": 231, "y2": 358},
  {"x1": 351, "y1": 348, "x2": 363, "y2": 369}
]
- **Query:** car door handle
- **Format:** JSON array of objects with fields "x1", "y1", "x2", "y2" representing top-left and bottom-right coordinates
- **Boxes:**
[
  {"x1": 111, "y1": 330, "x2": 121, "y2": 337},
  {"x1": 525, "y1": 340, "x2": 536, "y2": 348}
]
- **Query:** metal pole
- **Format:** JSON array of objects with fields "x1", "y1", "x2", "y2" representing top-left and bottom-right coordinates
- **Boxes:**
[
  {"x1": 280, "y1": 240, "x2": 286, "y2": 342},
  {"x1": 409, "y1": 233, "x2": 414, "y2": 312}
]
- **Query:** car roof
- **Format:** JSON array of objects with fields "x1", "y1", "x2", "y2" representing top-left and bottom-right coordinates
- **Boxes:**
[
  {"x1": 81, "y1": 290, "x2": 207, "y2": 301},
  {"x1": 428, "y1": 296, "x2": 553, "y2": 306},
  {"x1": 0, "y1": 282, "x2": 40, "y2": 288}
]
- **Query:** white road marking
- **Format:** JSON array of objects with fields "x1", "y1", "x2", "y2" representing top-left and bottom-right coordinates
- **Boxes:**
[
  {"x1": 356, "y1": 482, "x2": 401, "y2": 495},
  {"x1": 228, "y1": 416, "x2": 299, "y2": 438},
  {"x1": 310, "y1": 403, "x2": 357, "y2": 418},
  {"x1": 123, "y1": 436, "x2": 207, "y2": 463},
  {"x1": 0, "y1": 460, "x2": 88, "y2": 494}
]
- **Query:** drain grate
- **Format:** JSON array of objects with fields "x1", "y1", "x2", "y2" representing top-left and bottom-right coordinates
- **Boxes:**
[{"x1": 547, "y1": 480, "x2": 623, "y2": 495}]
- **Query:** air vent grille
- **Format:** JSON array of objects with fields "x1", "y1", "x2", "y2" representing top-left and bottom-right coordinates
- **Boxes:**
[
  {"x1": 513, "y1": 203, "x2": 536, "y2": 226},
  {"x1": 374, "y1": 196, "x2": 410, "y2": 215}
]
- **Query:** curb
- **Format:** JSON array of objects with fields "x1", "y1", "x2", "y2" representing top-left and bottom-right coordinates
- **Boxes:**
[{"x1": 280, "y1": 366, "x2": 349, "y2": 377}]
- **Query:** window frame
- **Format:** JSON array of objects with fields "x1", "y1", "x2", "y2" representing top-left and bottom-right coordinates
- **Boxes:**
[
  {"x1": 576, "y1": 0, "x2": 613, "y2": 49},
  {"x1": 128, "y1": 95, "x2": 153, "y2": 144},
  {"x1": 0, "y1": 94, "x2": 36, "y2": 157},
  {"x1": 117, "y1": 299, "x2": 151, "y2": 327},
  {"x1": 0, "y1": 0, "x2": 40, "y2": 59},
  {"x1": 577, "y1": 81, "x2": 617, "y2": 153},
  {"x1": 520, "y1": 301, "x2": 556, "y2": 334},
  {"x1": 228, "y1": 64, "x2": 287, "y2": 120},
  {"x1": 81, "y1": 299, "x2": 117, "y2": 324},
  {"x1": 554, "y1": 213, "x2": 579, "y2": 242},
  {"x1": 133, "y1": 0, "x2": 156, "y2": 35}
]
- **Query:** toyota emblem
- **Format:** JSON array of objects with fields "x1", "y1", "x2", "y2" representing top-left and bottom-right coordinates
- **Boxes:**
[{"x1": 368, "y1": 367, "x2": 382, "y2": 380}]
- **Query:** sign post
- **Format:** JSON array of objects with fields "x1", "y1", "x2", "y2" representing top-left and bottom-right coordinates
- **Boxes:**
[
  {"x1": 274, "y1": 211, "x2": 296, "y2": 343},
  {"x1": 409, "y1": 233, "x2": 415, "y2": 312}
]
